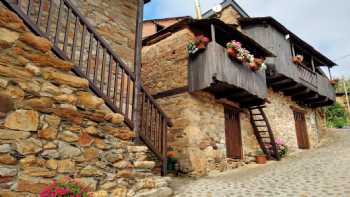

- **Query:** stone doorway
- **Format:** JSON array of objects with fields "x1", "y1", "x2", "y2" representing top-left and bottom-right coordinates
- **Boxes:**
[{"x1": 224, "y1": 107, "x2": 243, "y2": 159}]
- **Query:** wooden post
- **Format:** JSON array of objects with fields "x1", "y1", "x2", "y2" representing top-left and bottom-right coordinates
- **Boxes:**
[
  {"x1": 210, "y1": 24, "x2": 216, "y2": 43},
  {"x1": 342, "y1": 77, "x2": 350, "y2": 119},
  {"x1": 194, "y1": 0, "x2": 202, "y2": 19},
  {"x1": 291, "y1": 43, "x2": 295, "y2": 56},
  {"x1": 311, "y1": 57, "x2": 315, "y2": 72},
  {"x1": 133, "y1": 0, "x2": 144, "y2": 142},
  {"x1": 328, "y1": 67, "x2": 333, "y2": 80}
]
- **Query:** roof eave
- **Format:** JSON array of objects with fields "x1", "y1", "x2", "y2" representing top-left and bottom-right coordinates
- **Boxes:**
[{"x1": 239, "y1": 17, "x2": 337, "y2": 67}]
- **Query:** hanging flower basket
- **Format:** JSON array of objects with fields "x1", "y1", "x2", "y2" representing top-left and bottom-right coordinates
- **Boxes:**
[
  {"x1": 187, "y1": 35, "x2": 210, "y2": 55},
  {"x1": 292, "y1": 55, "x2": 304, "y2": 64}
]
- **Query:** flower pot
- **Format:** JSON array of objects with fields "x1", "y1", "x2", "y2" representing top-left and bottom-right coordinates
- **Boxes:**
[
  {"x1": 330, "y1": 80, "x2": 338, "y2": 86},
  {"x1": 255, "y1": 155, "x2": 267, "y2": 164},
  {"x1": 197, "y1": 43, "x2": 207, "y2": 50},
  {"x1": 227, "y1": 48, "x2": 236, "y2": 57},
  {"x1": 292, "y1": 55, "x2": 304, "y2": 64},
  {"x1": 254, "y1": 58, "x2": 264, "y2": 66},
  {"x1": 167, "y1": 151, "x2": 177, "y2": 158},
  {"x1": 249, "y1": 63, "x2": 259, "y2": 72}
]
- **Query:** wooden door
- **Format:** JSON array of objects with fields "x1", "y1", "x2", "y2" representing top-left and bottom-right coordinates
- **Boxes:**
[
  {"x1": 224, "y1": 107, "x2": 243, "y2": 159},
  {"x1": 293, "y1": 111, "x2": 310, "y2": 149}
]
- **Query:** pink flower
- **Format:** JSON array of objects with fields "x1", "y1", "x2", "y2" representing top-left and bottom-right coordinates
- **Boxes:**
[
  {"x1": 275, "y1": 138, "x2": 285, "y2": 145},
  {"x1": 57, "y1": 188, "x2": 70, "y2": 195},
  {"x1": 40, "y1": 190, "x2": 50, "y2": 197},
  {"x1": 202, "y1": 36, "x2": 209, "y2": 43}
]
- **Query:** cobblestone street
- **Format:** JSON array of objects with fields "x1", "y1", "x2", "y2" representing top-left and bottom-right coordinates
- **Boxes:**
[{"x1": 171, "y1": 130, "x2": 350, "y2": 197}]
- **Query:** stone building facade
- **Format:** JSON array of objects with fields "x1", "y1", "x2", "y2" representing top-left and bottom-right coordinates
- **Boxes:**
[
  {"x1": 141, "y1": 2, "x2": 329, "y2": 177},
  {"x1": 143, "y1": 17, "x2": 189, "y2": 38},
  {"x1": 0, "y1": 2, "x2": 172, "y2": 197},
  {"x1": 70, "y1": 0, "x2": 138, "y2": 68}
]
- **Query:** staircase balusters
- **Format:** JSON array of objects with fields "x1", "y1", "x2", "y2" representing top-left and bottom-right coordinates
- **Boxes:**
[{"x1": 2, "y1": 0, "x2": 171, "y2": 175}]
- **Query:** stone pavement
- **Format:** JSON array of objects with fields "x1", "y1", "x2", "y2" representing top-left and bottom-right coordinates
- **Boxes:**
[{"x1": 171, "y1": 130, "x2": 350, "y2": 197}]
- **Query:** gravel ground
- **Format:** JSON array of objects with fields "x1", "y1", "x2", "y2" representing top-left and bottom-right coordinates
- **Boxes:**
[{"x1": 171, "y1": 129, "x2": 350, "y2": 197}]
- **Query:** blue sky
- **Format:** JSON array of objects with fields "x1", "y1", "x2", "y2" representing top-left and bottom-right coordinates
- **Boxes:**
[{"x1": 144, "y1": 0, "x2": 350, "y2": 79}]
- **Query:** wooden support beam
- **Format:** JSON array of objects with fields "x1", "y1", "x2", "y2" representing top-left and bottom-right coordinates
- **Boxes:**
[
  {"x1": 133, "y1": 0, "x2": 144, "y2": 142},
  {"x1": 302, "y1": 95, "x2": 320, "y2": 102},
  {"x1": 279, "y1": 83, "x2": 302, "y2": 92},
  {"x1": 287, "y1": 87, "x2": 310, "y2": 97},
  {"x1": 270, "y1": 78, "x2": 293, "y2": 86},
  {"x1": 309, "y1": 98, "x2": 332, "y2": 108},
  {"x1": 267, "y1": 75, "x2": 287, "y2": 84},
  {"x1": 152, "y1": 86, "x2": 188, "y2": 99},
  {"x1": 271, "y1": 80, "x2": 296, "y2": 91},
  {"x1": 241, "y1": 99, "x2": 265, "y2": 108},
  {"x1": 292, "y1": 91, "x2": 316, "y2": 101}
]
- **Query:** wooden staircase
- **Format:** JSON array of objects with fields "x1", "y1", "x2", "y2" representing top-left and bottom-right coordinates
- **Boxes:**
[
  {"x1": 249, "y1": 106, "x2": 280, "y2": 160},
  {"x1": 2, "y1": 0, "x2": 171, "y2": 175}
]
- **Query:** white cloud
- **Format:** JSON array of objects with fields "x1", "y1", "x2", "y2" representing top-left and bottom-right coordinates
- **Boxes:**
[{"x1": 145, "y1": 0, "x2": 350, "y2": 78}]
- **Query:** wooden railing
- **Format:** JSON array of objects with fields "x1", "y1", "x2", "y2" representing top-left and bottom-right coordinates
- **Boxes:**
[
  {"x1": 317, "y1": 74, "x2": 336, "y2": 101},
  {"x1": 3, "y1": 0, "x2": 171, "y2": 175},
  {"x1": 296, "y1": 63, "x2": 317, "y2": 91}
]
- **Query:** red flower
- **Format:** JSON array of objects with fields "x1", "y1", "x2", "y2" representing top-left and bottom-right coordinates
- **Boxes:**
[{"x1": 57, "y1": 188, "x2": 70, "y2": 195}]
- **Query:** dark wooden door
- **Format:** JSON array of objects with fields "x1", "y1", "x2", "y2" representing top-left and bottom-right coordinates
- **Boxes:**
[
  {"x1": 224, "y1": 107, "x2": 243, "y2": 159},
  {"x1": 293, "y1": 111, "x2": 310, "y2": 149}
]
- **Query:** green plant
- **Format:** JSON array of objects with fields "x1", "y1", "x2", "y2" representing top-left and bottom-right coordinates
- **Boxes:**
[
  {"x1": 326, "y1": 102, "x2": 349, "y2": 128},
  {"x1": 255, "y1": 149, "x2": 265, "y2": 156}
]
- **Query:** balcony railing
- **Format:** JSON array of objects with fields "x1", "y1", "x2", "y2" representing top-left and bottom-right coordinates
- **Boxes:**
[
  {"x1": 189, "y1": 41, "x2": 267, "y2": 106},
  {"x1": 296, "y1": 63, "x2": 318, "y2": 91},
  {"x1": 317, "y1": 74, "x2": 336, "y2": 101}
]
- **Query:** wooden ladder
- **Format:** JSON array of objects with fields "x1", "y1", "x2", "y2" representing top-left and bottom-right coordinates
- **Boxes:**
[{"x1": 249, "y1": 106, "x2": 280, "y2": 160}]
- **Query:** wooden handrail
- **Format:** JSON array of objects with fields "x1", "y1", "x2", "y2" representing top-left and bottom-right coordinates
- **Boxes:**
[{"x1": 3, "y1": 0, "x2": 171, "y2": 175}]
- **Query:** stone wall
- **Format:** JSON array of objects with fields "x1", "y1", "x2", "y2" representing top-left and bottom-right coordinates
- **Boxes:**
[
  {"x1": 264, "y1": 89, "x2": 325, "y2": 151},
  {"x1": 155, "y1": 88, "x2": 326, "y2": 177},
  {"x1": 142, "y1": 28, "x2": 194, "y2": 95},
  {"x1": 0, "y1": 6, "x2": 171, "y2": 197},
  {"x1": 217, "y1": 6, "x2": 241, "y2": 26},
  {"x1": 155, "y1": 91, "x2": 259, "y2": 177},
  {"x1": 70, "y1": 0, "x2": 138, "y2": 69}
]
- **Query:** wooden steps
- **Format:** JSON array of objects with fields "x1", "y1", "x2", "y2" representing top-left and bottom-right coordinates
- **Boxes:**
[{"x1": 249, "y1": 105, "x2": 280, "y2": 161}]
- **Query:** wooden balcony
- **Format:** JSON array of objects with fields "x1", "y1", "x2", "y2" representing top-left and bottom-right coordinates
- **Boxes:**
[
  {"x1": 267, "y1": 61, "x2": 335, "y2": 107},
  {"x1": 189, "y1": 41, "x2": 268, "y2": 107}
]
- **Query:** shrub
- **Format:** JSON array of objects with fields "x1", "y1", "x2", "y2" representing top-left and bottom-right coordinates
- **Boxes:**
[{"x1": 326, "y1": 102, "x2": 349, "y2": 128}]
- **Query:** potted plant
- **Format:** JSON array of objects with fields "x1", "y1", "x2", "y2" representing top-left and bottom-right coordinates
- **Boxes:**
[
  {"x1": 292, "y1": 54, "x2": 304, "y2": 64},
  {"x1": 275, "y1": 138, "x2": 288, "y2": 158},
  {"x1": 167, "y1": 148, "x2": 178, "y2": 172},
  {"x1": 330, "y1": 79, "x2": 339, "y2": 86},
  {"x1": 196, "y1": 35, "x2": 210, "y2": 49},
  {"x1": 255, "y1": 150, "x2": 267, "y2": 164},
  {"x1": 226, "y1": 40, "x2": 242, "y2": 60},
  {"x1": 40, "y1": 177, "x2": 92, "y2": 197},
  {"x1": 187, "y1": 35, "x2": 210, "y2": 55}
]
